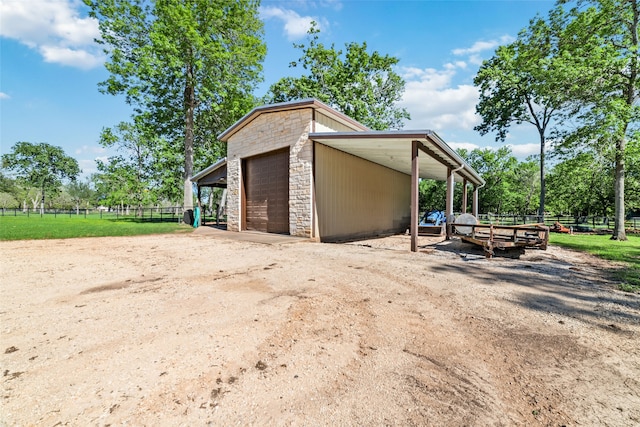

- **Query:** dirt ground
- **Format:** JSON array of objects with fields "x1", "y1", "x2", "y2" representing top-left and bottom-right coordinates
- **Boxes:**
[{"x1": 1, "y1": 228, "x2": 639, "y2": 426}]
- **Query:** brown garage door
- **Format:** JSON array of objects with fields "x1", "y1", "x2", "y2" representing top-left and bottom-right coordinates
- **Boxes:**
[{"x1": 243, "y1": 148, "x2": 289, "y2": 234}]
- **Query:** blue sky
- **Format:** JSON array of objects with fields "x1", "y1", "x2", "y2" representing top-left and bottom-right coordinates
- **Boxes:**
[{"x1": 1, "y1": 0, "x2": 556, "y2": 178}]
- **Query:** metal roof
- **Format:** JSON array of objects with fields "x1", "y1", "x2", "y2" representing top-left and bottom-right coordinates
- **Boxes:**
[
  {"x1": 309, "y1": 131, "x2": 485, "y2": 186},
  {"x1": 218, "y1": 98, "x2": 368, "y2": 142},
  {"x1": 191, "y1": 157, "x2": 227, "y2": 187},
  {"x1": 216, "y1": 99, "x2": 484, "y2": 186}
]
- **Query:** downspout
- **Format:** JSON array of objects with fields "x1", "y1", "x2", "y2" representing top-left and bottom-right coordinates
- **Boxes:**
[
  {"x1": 449, "y1": 163, "x2": 465, "y2": 217},
  {"x1": 472, "y1": 181, "x2": 486, "y2": 219}
]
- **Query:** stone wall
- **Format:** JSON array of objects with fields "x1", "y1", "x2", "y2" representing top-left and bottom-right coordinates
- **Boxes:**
[{"x1": 226, "y1": 108, "x2": 314, "y2": 236}]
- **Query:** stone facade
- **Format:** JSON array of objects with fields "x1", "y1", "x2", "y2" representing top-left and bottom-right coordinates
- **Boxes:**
[{"x1": 226, "y1": 108, "x2": 314, "y2": 237}]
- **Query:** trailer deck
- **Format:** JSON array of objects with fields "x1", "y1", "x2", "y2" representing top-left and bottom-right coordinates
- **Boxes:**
[{"x1": 454, "y1": 223, "x2": 550, "y2": 258}]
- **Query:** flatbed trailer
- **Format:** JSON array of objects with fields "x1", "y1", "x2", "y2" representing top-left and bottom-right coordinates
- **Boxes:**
[{"x1": 454, "y1": 223, "x2": 550, "y2": 258}]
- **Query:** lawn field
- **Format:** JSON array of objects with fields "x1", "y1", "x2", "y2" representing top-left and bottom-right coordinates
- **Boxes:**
[
  {"x1": 550, "y1": 232, "x2": 640, "y2": 292},
  {"x1": 0, "y1": 214, "x2": 193, "y2": 240}
]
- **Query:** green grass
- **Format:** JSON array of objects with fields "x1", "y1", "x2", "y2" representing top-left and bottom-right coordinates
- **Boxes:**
[
  {"x1": 550, "y1": 232, "x2": 640, "y2": 293},
  {"x1": 0, "y1": 214, "x2": 193, "y2": 240}
]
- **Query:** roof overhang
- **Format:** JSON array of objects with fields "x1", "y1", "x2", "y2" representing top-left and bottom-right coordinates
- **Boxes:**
[
  {"x1": 191, "y1": 158, "x2": 227, "y2": 187},
  {"x1": 309, "y1": 131, "x2": 485, "y2": 186},
  {"x1": 218, "y1": 98, "x2": 369, "y2": 142}
]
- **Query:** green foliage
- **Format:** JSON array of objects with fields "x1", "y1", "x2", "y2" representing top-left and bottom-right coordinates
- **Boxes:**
[
  {"x1": 264, "y1": 23, "x2": 410, "y2": 130},
  {"x1": 474, "y1": 14, "x2": 567, "y2": 218},
  {"x1": 552, "y1": 0, "x2": 640, "y2": 240},
  {"x1": 418, "y1": 180, "x2": 446, "y2": 213},
  {"x1": 0, "y1": 214, "x2": 191, "y2": 240},
  {"x1": 94, "y1": 121, "x2": 158, "y2": 209},
  {"x1": 86, "y1": 0, "x2": 266, "y2": 207},
  {"x1": 1, "y1": 142, "x2": 80, "y2": 210},
  {"x1": 550, "y1": 233, "x2": 640, "y2": 292},
  {"x1": 463, "y1": 147, "x2": 539, "y2": 215},
  {"x1": 0, "y1": 192, "x2": 18, "y2": 209},
  {"x1": 546, "y1": 151, "x2": 615, "y2": 216},
  {"x1": 67, "y1": 179, "x2": 97, "y2": 211}
]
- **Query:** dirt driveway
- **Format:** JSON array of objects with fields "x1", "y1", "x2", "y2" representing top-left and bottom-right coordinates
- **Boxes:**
[{"x1": 1, "y1": 229, "x2": 639, "y2": 426}]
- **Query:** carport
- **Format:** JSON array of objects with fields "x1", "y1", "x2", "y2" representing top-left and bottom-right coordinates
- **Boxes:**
[
  {"x1": 309, "y1": 130, "x2": 485, "y2": 252},
  {"x1": 191, "y1": 158, "x2": 227, "y2": 223}
]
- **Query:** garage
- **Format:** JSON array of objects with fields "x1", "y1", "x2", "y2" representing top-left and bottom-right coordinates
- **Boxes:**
[
  {"x1": 215, "y1": 98, "x2": 485, "y2": 251},
  {"x1": 243, "y1": 148, "x2": 289, "y2": 234}
]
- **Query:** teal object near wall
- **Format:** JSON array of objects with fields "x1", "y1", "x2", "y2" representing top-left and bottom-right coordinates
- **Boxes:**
[{"x1": 193, "y1": 207, "x2": 200, "y2": 228}]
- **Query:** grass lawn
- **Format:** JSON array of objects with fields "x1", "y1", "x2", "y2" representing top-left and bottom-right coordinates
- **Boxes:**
[
  {"x1": 550, "y1": 232, "x2": 640, "y2": 292},
  {"x1": 0, "y1": 214, "x2": 193, "y2": 240}
]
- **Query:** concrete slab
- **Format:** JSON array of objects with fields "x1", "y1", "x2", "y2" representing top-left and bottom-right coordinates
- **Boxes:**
[{"x1": 193, "y1": 225, "x2": 310, "y2": 245}]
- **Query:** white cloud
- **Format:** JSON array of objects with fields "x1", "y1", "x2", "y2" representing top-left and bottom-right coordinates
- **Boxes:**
[
  {"x1": 260, "y1": 6, "x2": 323, "y2": 40},
  {"x1": 399, "y1": 67, "x2": 480, "y2": 131},
  {"x1": 0, "y1": 0, "x2": 103, "y2": 69},
  {"x1": 507, "y1": 143, "x2": 540, "y2": 158},
  {"x1": 40, "y1": 44, "x2": 103, "y2": 69},
  {"x1": 452, "y1": 35, "x2": 514, "y2": 56},
  {"x1": 75, "y1": 145, "x2": 106, "y2": 156},
  {"x1": 78, "y1": 158, "x2": 97, "y2": 175},
  {"x1": 448, "y1": 141, "x2": 481, "y2": 151},
  {"x1": 321, "y1": 0, "x2": 343, "y2": 11},
  {"x1": 0, "y1": 92, "x2": 10, "y2": 100},
  {"x1": 399, "y1": 35, "x2": 519, "y2": 132}
]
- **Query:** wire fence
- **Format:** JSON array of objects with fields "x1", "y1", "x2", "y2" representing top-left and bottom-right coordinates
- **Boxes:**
[
  {"x1": 0, "y1": 207, "x2": 224, "y2": 224},
  {"x1": 1, "y1": 207, "x2": 638, "y2": 231},
  {"x1": 476, "y1": 213, "x2": 640, "y2": 231}
]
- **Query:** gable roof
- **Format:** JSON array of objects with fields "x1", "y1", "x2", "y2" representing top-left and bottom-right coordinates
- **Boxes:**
[
  {"x1": 218, "y1": 98, "x2": 369, "y2": 142},
  {"x1": 191, "y1": 157, "x2": 227, "y2": 187}
]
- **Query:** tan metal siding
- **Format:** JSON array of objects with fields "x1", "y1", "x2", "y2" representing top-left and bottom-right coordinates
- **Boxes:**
[
  {"x1": 315, "y1": 143, "x2": 411, "y2": 241},
  {"x1": 315, "y1": 112, "x2": 362, "y2": 132}
]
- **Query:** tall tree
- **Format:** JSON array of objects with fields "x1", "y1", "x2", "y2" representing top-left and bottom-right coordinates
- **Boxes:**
[
  {"x1": 1, "y1": 142, "x2": 80, "y2": 214},
  {"x1": 265, "y1": 23, "x2": 410, "y2": 130},
  {"x1": 97, "y1": 121, "x2": 156, "y2": 213},
  {"x1": 87, "y1": 0, "x2": 266, "y2": 211},
  {"x1": 474, "y1": 15, "x2": 566, "y2": 221},
  {"x1": 555, "y1": 0, "x2": 640, "y2": 240}
]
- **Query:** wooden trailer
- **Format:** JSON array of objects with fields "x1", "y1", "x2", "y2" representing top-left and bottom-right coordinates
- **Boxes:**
[{"x1": 453, "y1": 223, "x2": 550, "y2": 258}]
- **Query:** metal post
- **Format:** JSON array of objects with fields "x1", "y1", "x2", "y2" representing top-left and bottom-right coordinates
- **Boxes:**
[
  {"x1": 472, "y1": 186, "x2": 479, "y2": 217},
  {"x1": 411, "y1": 140, "x2": 419, "y2": 252},
  {"x1": 445, "y1": 168, "x2": 454, "y2": 239},
  {"x1": 461, "y1": 179, "x2": 468, "y2": 214}
]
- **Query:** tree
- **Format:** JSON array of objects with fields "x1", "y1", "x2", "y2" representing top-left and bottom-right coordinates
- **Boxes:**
[
  {"x1": 264, "y1": 23, "x2": 410, "y2": 131},
  {"x1": 418, "y1": 180, "x2": 447, "y2": 213},
  {"x1": 87, "y1": 0, "x2": 266, "y2": 211},
  {"x1": 474, "y1": 15, "x2": 566, "y2": 221},
  {"x1": 546, "y1": 151, "x2": 615, "y2": 217},
  {"x1": 97, "y1": 121, "x2": 157, "y2": 214},
  {"x1": 554, "y1": 0, "x2": 640, "y2": 240},
  {"x1": 464, "y1": 147, "x2": 523, "y2": 215},
  {"x1": 67, "y1": 179, "x2": 96, "y2": 214},
  {"x1": 1, "y1": 142, "x2": 80, "y2": 214}
]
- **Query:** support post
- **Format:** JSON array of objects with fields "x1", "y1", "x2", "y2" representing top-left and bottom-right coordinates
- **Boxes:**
[
  {"x1": 446, "y1": 167, "x2": 454, "y2": 239},
  {"x1": 411, "y1": 140, "x2": 419, "y2": 252},
  {"x1": 472, "y1": 185, "x2": 479, "y2": 217},
  {"x1": 462, "y1": 178, "x2": 468, "y2": 214}
]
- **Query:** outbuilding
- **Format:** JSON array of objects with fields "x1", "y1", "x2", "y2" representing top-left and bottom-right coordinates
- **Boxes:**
[{"x1": 214, "y1": 98, "x2": 485, "y2": 252}]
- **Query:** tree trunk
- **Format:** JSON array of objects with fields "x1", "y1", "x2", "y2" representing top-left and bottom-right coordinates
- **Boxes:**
[
  {"x1": 611, "y1": 136, "x2": 627, "y2": 240},
  {"x1": 183, "y1": 60, "x2": 195, "y2": 211},
  {"x1": 40, "y1": 185, "x2": 44, "y2": 215},
  {"x1": 538, "y1": 133, "x2": 546, "y2": 223}
]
